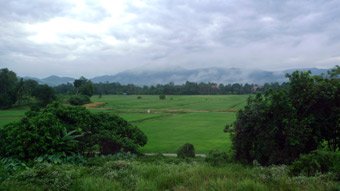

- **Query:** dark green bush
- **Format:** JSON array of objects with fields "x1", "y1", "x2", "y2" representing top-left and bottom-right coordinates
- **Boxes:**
[
  {"x1": 68, "y1": 95, "x2": 90, "y2": 105},
  {"x1": 289, "y1": 151, "x2": 340, "y2": 178},
  {"x1": 177, "y1": 143, "x2": 195, "y2": 158},
  {"x1": 205, "y1": 150, "x2": 229, "y2": 166},
  {"x1": 233, "y1": 70, "x2": 340, "y2": 165},
  {"x1": 0, "y1": 103, "x2": 147, "y2": 160},
  {"x1": 159, "y1": 94, "x2": 166, "y2": 100}
]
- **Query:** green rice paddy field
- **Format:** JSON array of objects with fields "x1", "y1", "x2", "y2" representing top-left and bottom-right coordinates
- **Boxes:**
[{"x1": 0, "y1": 95, "x2": 249, "y2": 153}]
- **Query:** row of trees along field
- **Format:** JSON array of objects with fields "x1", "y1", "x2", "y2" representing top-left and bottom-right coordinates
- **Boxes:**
[
  {"x1": 232, "y1": 66, "x2": 340, "y2": 167},
  {"x1": 0, "y1": 68, "x2": 56, "y2": 109},
  {"x1": 0, "y1": 68, "x2": 96, "y2": 109},
  {"x1": 55, "y1": 81, "x2": 283, "y2": 95}
]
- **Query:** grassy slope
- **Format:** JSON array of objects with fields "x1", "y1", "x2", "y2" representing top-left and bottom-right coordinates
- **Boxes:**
[{"x1": 0, "y1": 156, "x2": 338, "y2": 191}]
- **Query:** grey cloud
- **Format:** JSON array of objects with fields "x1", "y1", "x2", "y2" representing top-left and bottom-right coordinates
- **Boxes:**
[
  {"x1": 0, "y1": 0, "x2": 71, "y2": 22},
  {"x1": 0, "y1": 0, "x2": 339, "y2": 77}
]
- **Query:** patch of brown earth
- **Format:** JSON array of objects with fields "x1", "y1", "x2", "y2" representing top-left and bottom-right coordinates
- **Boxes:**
[{"x1": 84, "y1": 102, "x2": 106, "y2": 109}]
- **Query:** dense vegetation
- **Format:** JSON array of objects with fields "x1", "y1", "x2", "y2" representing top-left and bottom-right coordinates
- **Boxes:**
[
  {"x1": 0, "y1": 103, "x2": 147, "y2": 160},
  {"x1": 233, "y1": 67, "x2": 340, "y2": 165},
  {"x1": 55, "y1": 81, "x2": 283, "y2": 95},
  {"x1": 0, "y1": 68, "x2": 56, "y2": 109},
  {"x1": 0, "y1": 155, "x2": 338, "y2": 191},
  {"x1": 1, "y1": 67, "x2": 339, "y2": 190},
  {"x1": 67, "y1": 77, "x2": 94, "y2": 106}
]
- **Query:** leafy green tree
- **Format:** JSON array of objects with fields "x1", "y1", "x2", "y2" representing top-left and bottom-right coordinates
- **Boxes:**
[
  {"x1": 73, "y1": 77, "x2": 94, "y2": 97},
  {"x1": 16, "y1": 79, "x2": 39, "y2": 105},
  {"x1": 32, "y1": 84, "x2": 56, "y2": 107},
  {"x1": 233, "y1": 68, "x2": 339, "y2": 165},
  {"x1": 0, "y1": 68, "x2": 18, "y2": 109}
]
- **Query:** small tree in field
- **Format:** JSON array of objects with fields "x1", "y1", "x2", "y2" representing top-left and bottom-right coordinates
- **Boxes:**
[
  {"x1": 73, "y1": 77, "x2": 94, "y2": 97},
  {"x1": 159, "y1": 94, "x2": 166, "y2": 100}
]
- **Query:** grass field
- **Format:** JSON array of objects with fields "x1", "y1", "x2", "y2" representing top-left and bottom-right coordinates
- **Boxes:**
[
  {"x1": 0, "y1": 95, "x2": 249, "y2": 153},
  {"x1": 0, "y1": 107, "x2": 27, "y2": 128},
  {"x1": 90, "y1": 95, "x2": 249, "y2": 153}
]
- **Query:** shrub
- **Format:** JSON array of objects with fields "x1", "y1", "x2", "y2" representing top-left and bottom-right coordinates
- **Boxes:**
[
  {"x1": 289, "y1": 151, "x2": 340, "y2": 178},
  {"x1": 0, "y1": 158, "x2": 28, "y2": 182},
  {"x1": 205, "y1": 150, "x2": 229, "y2": 166},
  {"x1": 159, "y1": 94, "x2": 166, "y2": 100},
  {"x1": 177, "y1": 143, "x2": 195, "y2": 158},
  {"x1": 13, "y1": 163, "x2": 81, "y2": 191},
  {"x1": 137, "y1": 96, "x2": 142, "y2": 99},
  {"x1": 0, "y1": 103, "x2": 147, "y2": 160},
  {"x1": 68, "y1": 95, "x2": 90, "y2": 105},
  {"x1": 223, "y1": 124, "x2": 233, "y2": 133}
]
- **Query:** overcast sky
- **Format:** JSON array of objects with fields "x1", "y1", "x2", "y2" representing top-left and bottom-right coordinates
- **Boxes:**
[{"x1": 0, "y1": 0, "x2": 339, "y2": 78}]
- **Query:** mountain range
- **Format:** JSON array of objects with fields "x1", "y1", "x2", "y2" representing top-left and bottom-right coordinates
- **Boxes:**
[{"x1": 24, "y1": 67, "x2": 329, "y2": 86}]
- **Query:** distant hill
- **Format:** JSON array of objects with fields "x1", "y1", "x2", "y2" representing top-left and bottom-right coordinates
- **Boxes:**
[
  {"x1": 23, "y1": 75, "x2": 75, "y2": 86},
  {"x1": 23, "y1": 67, "x2": 329, "y2": 86},
  {"x1": 91, "y1": 67, "x2": 329, "y2": 85}
]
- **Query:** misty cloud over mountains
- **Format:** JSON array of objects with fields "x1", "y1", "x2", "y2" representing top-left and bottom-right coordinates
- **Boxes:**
[{"x1": 26, "y1": 67, "x2": 329, "y2": 86}]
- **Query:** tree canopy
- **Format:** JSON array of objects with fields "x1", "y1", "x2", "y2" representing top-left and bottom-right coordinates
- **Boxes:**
[
  {"x1": 0, "y1": 68, "x2": 18, "y2": 109},
  {"x1": 0, "y1": 68, "x2": 56, "y2": 109},
  {"x1": 233, "y1": 67, "x2": 339, "y2": 165},
  {"x1": 74, "y1": 76, "x2": 94, "y2": 97}
]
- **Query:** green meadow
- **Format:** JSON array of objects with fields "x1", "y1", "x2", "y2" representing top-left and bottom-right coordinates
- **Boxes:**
[
  {"x1": 90, "y1": 95, "x2": 249, "y2": 153},
  {"x1": 0, "y1": 95, "x2": 249, "y2": 153},
  {"x1": 0, "y1": 107, "x2": 27, "y2": 128}
]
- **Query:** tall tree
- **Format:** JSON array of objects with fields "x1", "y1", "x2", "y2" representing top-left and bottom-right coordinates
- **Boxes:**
[
  {"x1": 0, "y1": 68, "x2": 18, "y2": 109},
  {"x1": 73, "y1": 77, "x2": 94, "y2": 96},
  {"x1": 32, "y1": 84, "x2": 56, "y2": 106},
  {"x1": 233, "y1": 68, "x2": 340, "y2": 165}
]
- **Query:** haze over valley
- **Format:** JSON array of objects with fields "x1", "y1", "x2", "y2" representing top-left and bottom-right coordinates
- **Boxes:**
[{"x1": 25, "y1": 67, "x2": 328, "y2": 86}]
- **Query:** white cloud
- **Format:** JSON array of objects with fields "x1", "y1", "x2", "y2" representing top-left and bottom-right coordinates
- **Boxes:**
[{"x1": 0, "y1": 0, "x2": 339, "y2": 77}]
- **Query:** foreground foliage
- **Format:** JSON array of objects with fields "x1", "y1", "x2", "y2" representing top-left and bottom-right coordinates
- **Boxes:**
[
  {"x1": 233, "y1": 68, "x2": 340, "y2": 165},
  {"x1": 289, "y1": 150, "x2": 340, "y2": 179},
  {"x1": 0, "y1": 103, "x2": 147, "y2": 160},
  {"x1": 0, "y1": 155, "x2": 338, "y2": 191}
]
